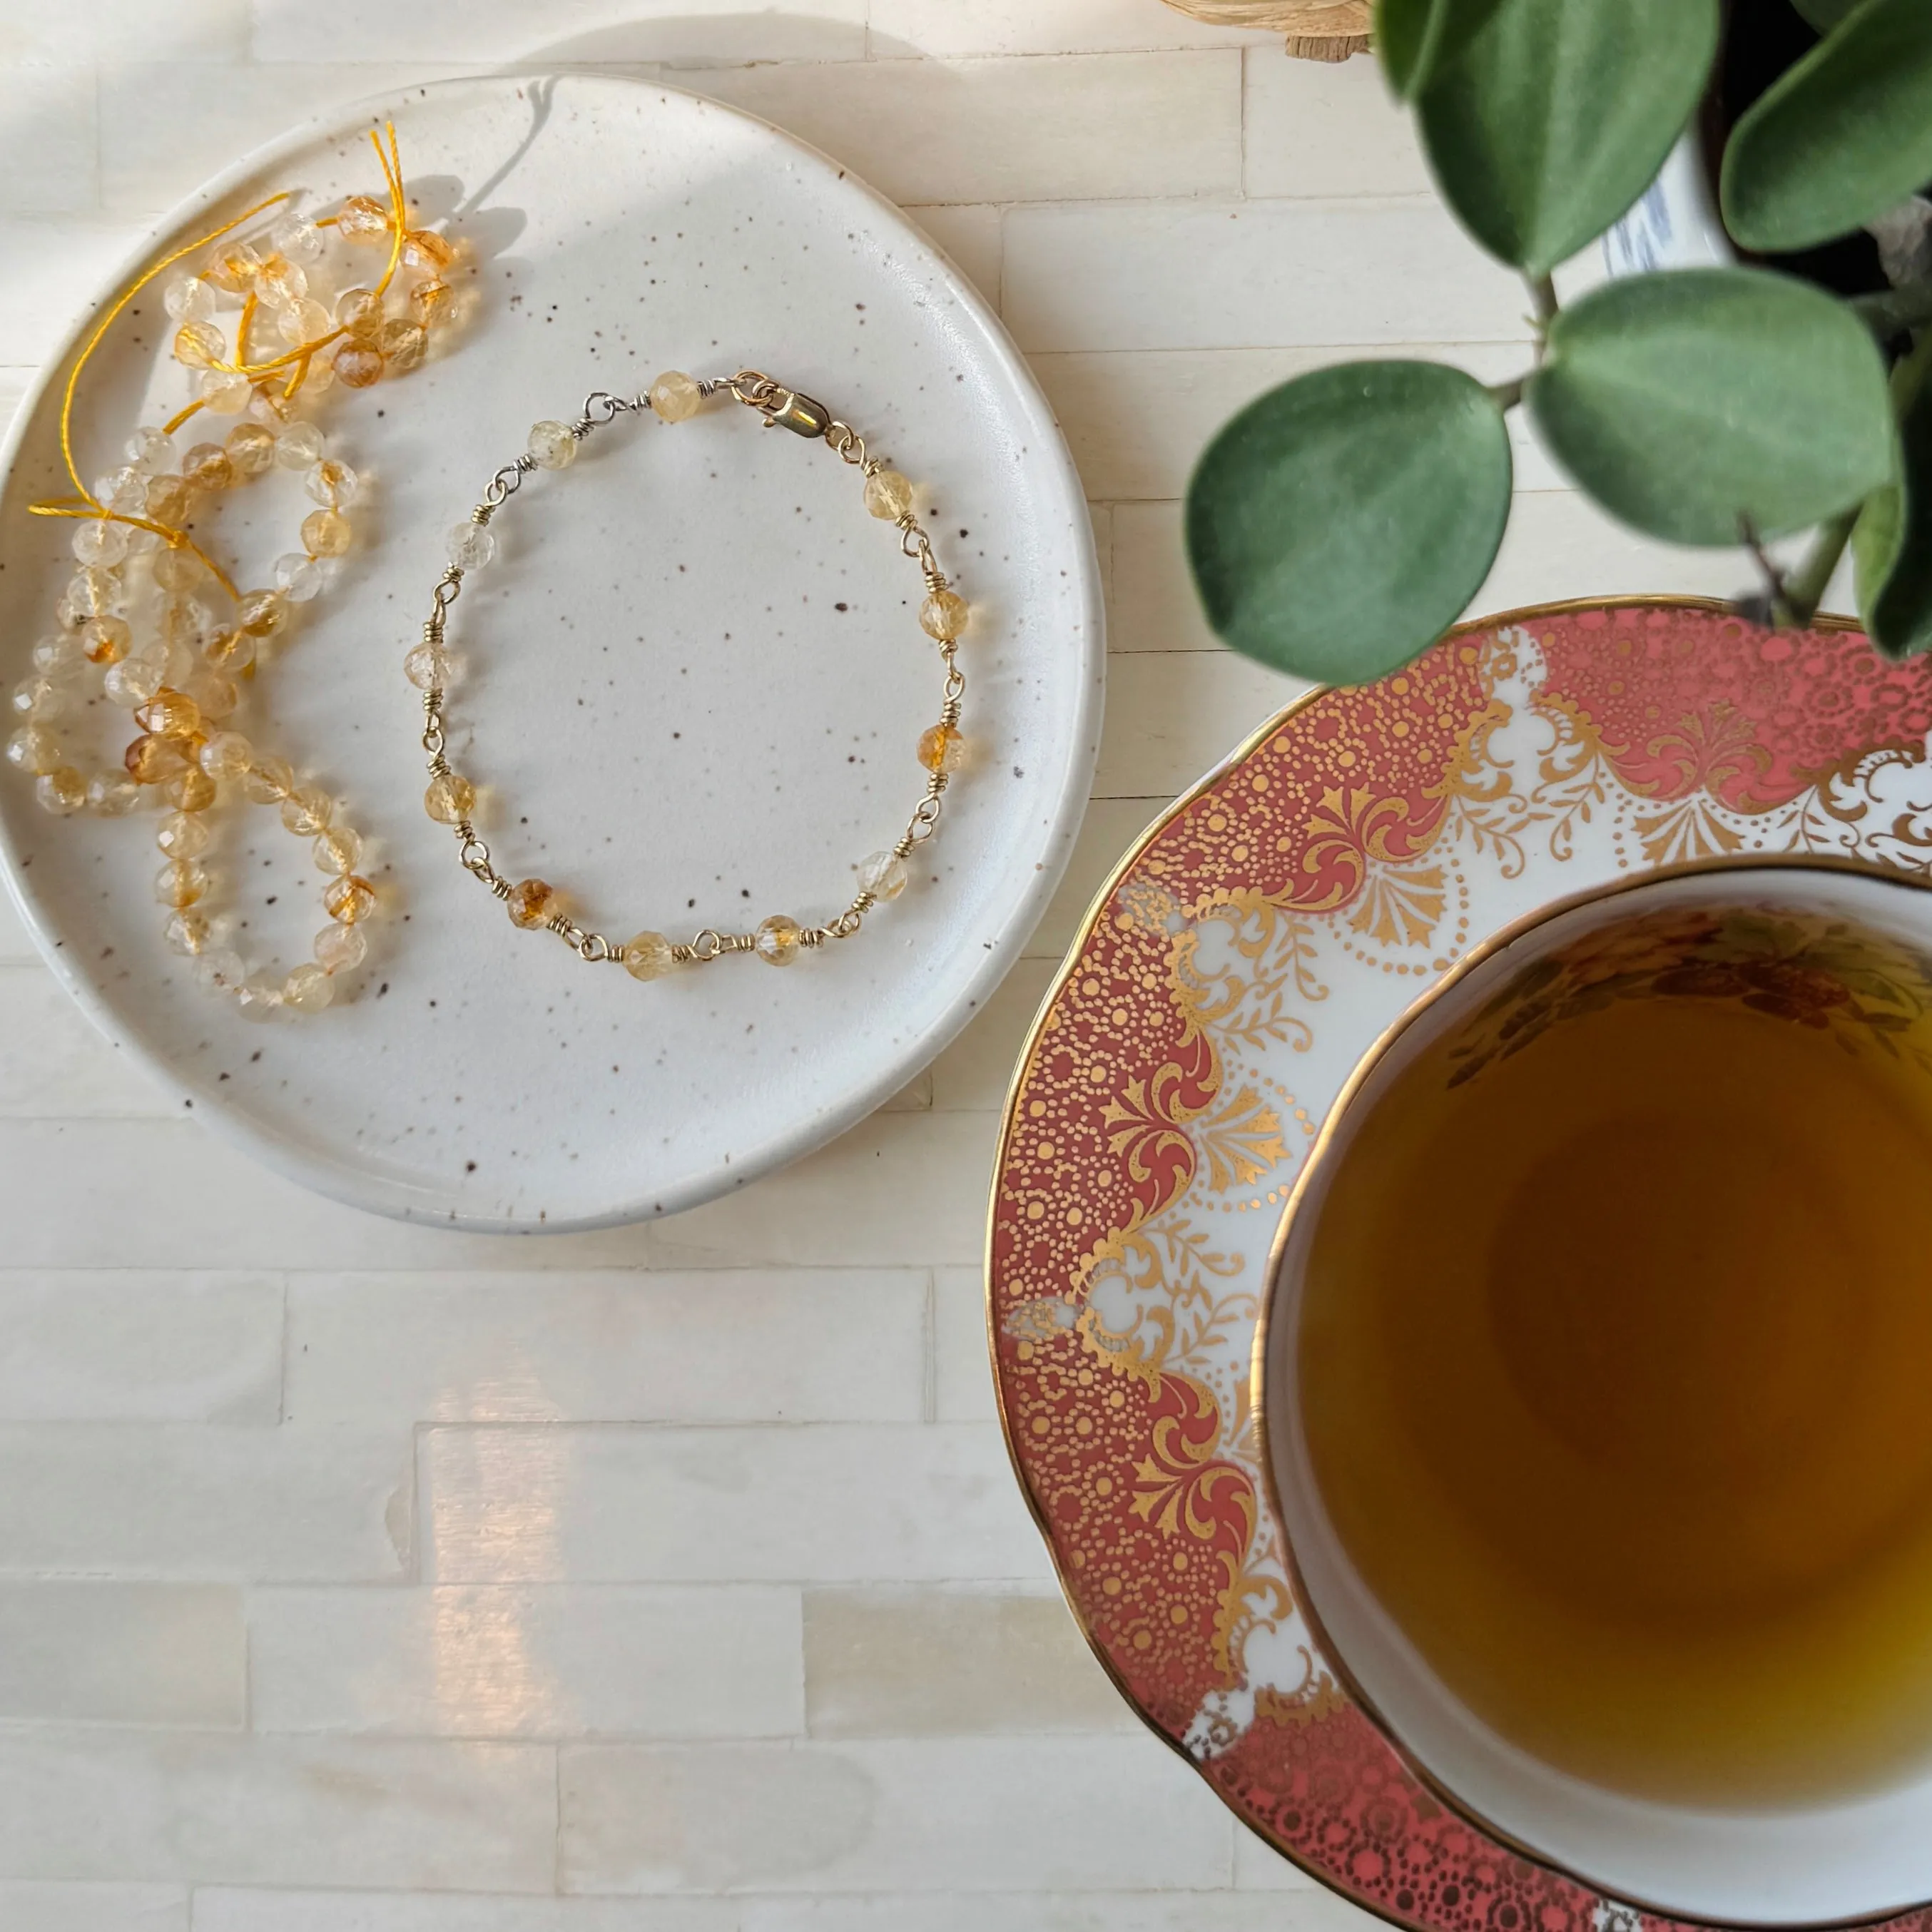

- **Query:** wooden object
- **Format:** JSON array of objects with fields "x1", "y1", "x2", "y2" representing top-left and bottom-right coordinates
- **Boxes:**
[{"x1": 1160, "y1": 0, "x2": 1371, "y2": 58}]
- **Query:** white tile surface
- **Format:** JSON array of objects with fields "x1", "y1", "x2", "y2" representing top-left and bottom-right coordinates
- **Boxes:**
[
  {"x1": 0, "y1": 1270, "x2": 282, "y2": 1421},
  {"x1": 194, "y1": 1896, "x2": 735, "y2": 1932},
  {"x1": 0, "y1": 10, "x2": 1725, "y2": 1927},
  {"x1": 283, "y1": 1271, "x2": 927, "y2": 1423},
  {"x1": 1036, "y1": 342, "x2": 1542, "y2": 503},
  {"x1": 1241, "y1": 44, "x2": 1430, "y2": 198},
  {"x1": 250, "y1": 1585, "x2": 803, "y2": 1739},
  {"x1": 422, "y1": 1423, "x2": 1052, "y2": 1585},
  {"x1": 688, "y1": 53, "x2": 1242, "y2": 207},
  {"x1": 0, "y1": 1732, "x2": 556, "y2": 1889},
  {"x1": 1004, "y1": 198, "x2": 1524, "y2": 352},
  {"x1": 559, "y1": 1737, "x2": 1234, "y2": 1893},
  {"x1": 249, "y1": 1, "x2": 867, "y2": 66},
  {"x1": 0, "y1": 1582, "x2": 243, "y2": 1726},
  {"x1": 0, "y1": 1423, "x2": 410, "y2": 1580},
  {"x1": 872, "y1": 0, "x2": 1274, "y2": 56},
  {"x1": 0, "y1": 66, "x2": 99, "y2": 215},
  {"x1": 0, "y1": 1882, "x2": 188, "y2": 1932},
  {"x1": 804, "y1": 1585, "x2": 1133, "y2": 1734}
]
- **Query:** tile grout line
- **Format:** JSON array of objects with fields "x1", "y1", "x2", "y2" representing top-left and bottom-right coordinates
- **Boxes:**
[{"x1": 921, "y1": 1268, "x2": 937, "y2": 1423}]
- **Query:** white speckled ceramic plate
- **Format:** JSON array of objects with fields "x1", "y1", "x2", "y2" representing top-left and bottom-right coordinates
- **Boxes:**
[{"x1": 0, "y1": 72, "x2": 1103, "y2": 1231}]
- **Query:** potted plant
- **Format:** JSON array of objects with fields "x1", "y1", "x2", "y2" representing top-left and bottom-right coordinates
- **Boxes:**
[{"x1": 1184, "y1": 0, "x2": 1932, "y2": 684}]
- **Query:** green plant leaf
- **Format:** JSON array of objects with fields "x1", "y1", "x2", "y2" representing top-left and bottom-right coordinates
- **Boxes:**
[
  {"x1": 1722, "y1": 0, "x2": 1932, "y2": 253},
  {"x1": 1415, "y1": 0, "x2": 1720, "y2": 277},
  {"x1": 1527, "y1": 268, "x2": 1895, "y2": 544},
  {"x1": 1375, "y1": 0, "x2": 1506, "y2": 99},
  {"x1": 1856, "y1": 377, "x2": 1932, "y2": 658},
  {"x1": 1186, "y1": 362, "x2": 1512, "y2": 685},
  {"x1": 1791, "y1": 0, "x2": 1861, "y2": 29}
]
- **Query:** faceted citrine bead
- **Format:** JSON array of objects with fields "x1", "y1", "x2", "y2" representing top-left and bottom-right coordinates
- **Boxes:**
[
  {"x1": 181, "y1": 443, "x2": 233, "y2": 491},
  {"x1": 405, "y1": 644, "x2": 452, "y2": 691},
  {"x1": 649, "y1": 371, "x2": 703, "y2": 422},
  {"x1": 145, "y1": 474, "x2": 191, "y2": 524},
  {"x1": 155, "y1": 859, "x2": 209, "y2": 909},
  {"x1": 198, "y1": 731, "x2": 253, "y2": 781},
  {"x1": 276, "y1": 298, "x2": 331, "y2": 347},
  {"x1": 507, "y1": 878, "x2": 558, "y2": 929},
  {"x1": 315, "y1": 922, "x2": 367, "y2": 972},
  {"x1": 301, "y1": 509, "x2": 352, "y2": 558},
  {"x1": 917, "y1": 723, "x2": 965, "y2": 775},
  {"x1": 203, "y1": 241, "x2": 260, "y2": 293},
  {"x1": 236, "y1": 589, "x2": 289, "y2": 638},
  {"x1": 623, "y1": 931, "x2": 676, "y2": 982},
  {"x1": 172, "y1": 321, "x2": 225, "y2": 370},
  {"x1": 280, "y1": 788, "x2": 333, "y2": 836},
  {"x1": 243, "y1": 756, "x2": 294, "y2": 804},
  {"x1": 857, "y1": 850, "x2": 909, "y2": 901},
  {"x1": 154, "y1": 550, "x2": 203, "y2": 594},
  {"x1": 104, "y1": 659, "x2": 158, "y2": 708},
  {"x1": 125, "y1": 732, "x2": 189, "y2": 785},
  {"x1": 225, "y1": 421, "x2": 278, "y2": 478},
  {"x1": 283, "y1": 963, "x2": 334, "y2": 1013},
  {"x1": 424, "y1": 772, "x2": 475, "y2": 824},
  {"x1": 135, "y1": 688, "x2": 203, "y2": 739},
  {"x1": 156, "y1": 811, "x2": 210, "y2": 859},
  {"x1": 79, "y1": 616, "x2": 131, "y2": 665},
  {"x1": 377, "y1": 320, "x2": 427, "y2": 375},
  {"x1": 185, "y1": 670, "x2": 236, "y2": 721},
  {"x1": 323, "y1": 874, "x2": 377, "y2": 924},
  {"x1": 168, "y1": 768, "x2": 218, "y2": 813},
  {"x1": 334, "y1": 286, "x2": 382, "y2": 337},
  {"x1": 88, "y1": 776, "x2": 141, "y2": 817},
  {"x1": 403, "y1": 227, "x2": 456, "y2": 270},
  {"x1": 527, "y1": 420, "x2": 577, "y2": 470},
  {"x1": 312, "y1": 827, "x2": 362, "y2": 875},
  {"x1": 920, "y1": 589, "x2": 970, "y2": 641},
  {"x1": 6, "y1": 726, "x2": 59, "y2": 776},
  {"x1": 864, "y1": 469, "x2": 913, "y2": 520},
  {"x1": 164, "y1": 910, "x2": 210, "y2": 956},
  {"x1": 410, "y1": 278, "x2": 452, "y2": 325},
  {"x1": 198, "y1": 371, "x2": 251, "y2": 417},
  {"x1": 66, "y1": 568, "x2": 117, "y2": 619},
  {"x1": 306, "y1": 459, "x2": 360, "y2": 508},
  {"x1": 35, "y1": 767, "x2": 86, "y2": 815},
  {"x1": 204, "y1": 628, "x2": 254, "y2": 672},
  {"x1": 235, "y1": 972, "x2": 284, "y2": 1022},
  {"x1": 754, "y1": 914, "x2": 803, "y2": 966},
  {"x1": 334, "y1": 343, "x2": 383, "y2": 389},
  {"x1": 336, "y1": 195, "x2": 390, "y2": 242},
  {"x1": 278, "y1": 422, "x2": 325, "y2": 469}
]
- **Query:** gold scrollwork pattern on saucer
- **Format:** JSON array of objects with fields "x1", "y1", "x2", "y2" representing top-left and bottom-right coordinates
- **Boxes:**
[{"x1": 990, "y1": 599, "x2": 1932, "y2": 1932}]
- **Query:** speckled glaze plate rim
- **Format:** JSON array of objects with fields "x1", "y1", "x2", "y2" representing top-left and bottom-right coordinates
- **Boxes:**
[
  {"x1": 984, "y1": 596, "x2": 1932, "y2": 1932},
  {"x1": 0, "y1": 71, "x2": 1104, "y2": 1232}
]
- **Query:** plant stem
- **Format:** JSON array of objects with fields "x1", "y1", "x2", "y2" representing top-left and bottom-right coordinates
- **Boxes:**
[
  {"x1": 1488, "y1": 373, "x2": 1528, "y2": 411},
  {"x1": 1783, "y1": 508, "x2": 1858, "y2": 627},
  {"x1": 1526, "y1": 273, "x2": 1558, "y2": 358}
]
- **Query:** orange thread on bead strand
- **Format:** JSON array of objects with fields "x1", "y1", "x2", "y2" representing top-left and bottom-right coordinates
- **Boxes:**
[{"x1": 27, "y1": 121, "x2": 415, "y2": 607}]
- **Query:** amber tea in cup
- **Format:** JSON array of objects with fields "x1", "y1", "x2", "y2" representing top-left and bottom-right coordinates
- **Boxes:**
[{"x1": 1261, "y1": 862, "x2": 1932, "y2": 1923}]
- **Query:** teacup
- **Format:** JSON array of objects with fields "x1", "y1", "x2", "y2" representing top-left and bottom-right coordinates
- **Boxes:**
[{"x1": 1257, "y1": 858, "x2": 1932, "y2": 1925}]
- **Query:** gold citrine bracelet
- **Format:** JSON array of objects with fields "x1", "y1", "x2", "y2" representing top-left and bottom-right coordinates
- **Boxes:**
[{"x1": 407, "y1": 368, "x2": 971, "y2": 980}]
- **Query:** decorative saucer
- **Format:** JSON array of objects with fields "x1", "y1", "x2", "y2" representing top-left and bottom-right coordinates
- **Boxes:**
[{"x1": 987, "y1": 597, "x2": 1932, "y2": 1932}]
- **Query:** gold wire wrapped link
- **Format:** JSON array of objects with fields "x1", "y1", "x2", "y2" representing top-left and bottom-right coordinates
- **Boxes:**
[{"x1": 416, "y1": 367, "x2": 969, "y2": 975}]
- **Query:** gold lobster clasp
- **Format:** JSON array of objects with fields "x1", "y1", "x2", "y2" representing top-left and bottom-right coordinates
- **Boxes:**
[{"x1": 728, "y1": 369, "x2": 831, "y2": 439}]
